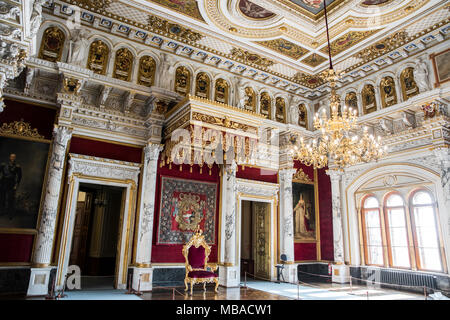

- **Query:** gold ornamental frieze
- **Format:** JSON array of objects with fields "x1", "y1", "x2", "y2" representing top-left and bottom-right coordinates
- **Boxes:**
[
  {"x1": 0, "y1": 120, "x2": 46, "y2": 141},
  {"x1": 191, "y1": 112, "x2": 255, "y2": 133}
]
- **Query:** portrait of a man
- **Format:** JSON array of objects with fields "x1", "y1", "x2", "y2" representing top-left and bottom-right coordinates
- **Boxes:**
[
  {"x1": 0, "y1": 136, "x2": 50, "y2": 229},
  {"x1": 0, "y1": 153, "x2": 22, "y2": 219}
]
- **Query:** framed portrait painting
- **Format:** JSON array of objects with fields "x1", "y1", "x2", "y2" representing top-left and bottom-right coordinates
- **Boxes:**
[
  {"x1": 431, "y1": 48, "x2": 450, "y2": 87},
  {"x1": 0, "y1": 121, "x2": 51, "y2": 230},
  {"x1": 292, "y1": 169, "x2": 318, "y2": 242}
]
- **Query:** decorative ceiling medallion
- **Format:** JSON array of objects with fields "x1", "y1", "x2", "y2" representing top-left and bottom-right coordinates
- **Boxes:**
[
  {"x1": 0, "y1": 120, "x2": 45, "y2": 140},
  {"x1": 301, "y1": 53, "x2": 327, "y2": 67},
  {"x1": 230, "y1": 48, "x2": 274, "y2": 67},
  {"x1": 356, "y1": 31, "x2": 408, "y2": 62},
  {"x1": 238, "y1": 0, "x2": 275, "y2": 19},
  {"x1": 147, "y1": 15, "x2": 203, "y2": 42},
  {"x1": 146, "y1": 0, "x2": 205, "y2": 22},
  {"x1": 255, "y1": 39, "x2": 308, "y2": 60},
  {"x1": 319, "y1": 30, "x2": 378, "y2": 56}
]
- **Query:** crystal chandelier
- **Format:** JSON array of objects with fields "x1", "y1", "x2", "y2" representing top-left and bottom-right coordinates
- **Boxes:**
[{"x1": 289, "y1": 1, "x2": 386, "y2": 169}]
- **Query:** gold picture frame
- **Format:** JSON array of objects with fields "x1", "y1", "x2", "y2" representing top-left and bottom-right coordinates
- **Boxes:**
[{"x1": 430, "y1": 48, "x2": 450, "y2": 88}]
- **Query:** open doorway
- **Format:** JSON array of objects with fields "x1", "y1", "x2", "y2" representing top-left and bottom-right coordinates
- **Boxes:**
[
  {"x1": 68, "y1": 183, "x2": 125, "y2": 289},
  {"x1": 240, "y1": 200, "x2": 271, "y2": 281}
]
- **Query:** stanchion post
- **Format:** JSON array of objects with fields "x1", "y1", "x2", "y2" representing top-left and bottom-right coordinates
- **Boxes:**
[
  {"x1": 135, "y1": 274, "x2": 143, "y2": 296},
  {"x1": 424, "y1": 286, "x2": 427, "y2": 300},
  {"x1": 350, "y1": 276, "x2": 352, "y2": 293},
  {"x1": 45, "y1": 276, "x2": 56, "y2": 300},
  {"x1": 173, "y1": 288, "x2": 175, "y2": 300},
  {"x1": 366, "y1": 291, "x2": 369, "y2": 300},
  {"x1": 125, "y1": 274, "x2": 134, "y2": 294},
  {"x1": 244, "y1": 272, "x2": 247, "y2": 289},
  {"x1": 297, "y1": 281, "x2": 300, "y2": 300}
]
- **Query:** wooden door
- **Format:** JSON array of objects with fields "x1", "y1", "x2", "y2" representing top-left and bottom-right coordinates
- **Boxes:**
[
  {"x1": 69, "y1": 191, "x2": 93, "y2": 271},
  {"x1": 253, "y1": 202, "x2": 270, "y2": 280}
]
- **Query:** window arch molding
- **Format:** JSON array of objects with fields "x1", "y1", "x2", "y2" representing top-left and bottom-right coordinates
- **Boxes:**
[{"x1": 345, "y1": 163, "x2": 448, "y2": 268}]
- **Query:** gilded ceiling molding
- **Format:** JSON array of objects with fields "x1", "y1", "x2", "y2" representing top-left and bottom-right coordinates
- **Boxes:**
[
  {"x1": 230, "y1": 48, "x2": 275, "y2": 67},
  {"x1": 274, "y1": 0, "x2": 350, "y2": 20},
  {"x1": 147, "y1": 15, "x2": 203, "y2": 42},
  {"x1": 293, "y1": 72, "x2": 324, "y2": 88},
  {"x1": 255, "y1": 38, "x2": 309, "y2": 60},
  {"x1": 356, "y1": 31, "x2": 408, "y2": 63},
  {"x1": 70, "y1": 0, "x2": 112, "y2": 9},
  {"x1": 145, "y1": 0, "x2": 205, "y2": 22},
  {"x1": 319, "y1": 30, "x2": 379, "y2": 56},
  {"x1": 301, "y1": 53, "x2": 328, "y2": 67}
]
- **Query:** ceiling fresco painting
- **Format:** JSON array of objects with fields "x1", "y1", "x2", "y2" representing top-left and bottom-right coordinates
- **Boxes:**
[{"x1": 238, "y1": 0, "x2": 275, "y2": 19}]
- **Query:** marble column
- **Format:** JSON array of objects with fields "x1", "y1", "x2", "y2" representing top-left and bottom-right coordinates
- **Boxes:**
[
  {"x1": 219, "y1": 161, "x2": 239, "y2": 287},
  {"x1": 374, "y1": 86, "x2": 382, "y2": 112},
  {"x1": 132, "y1": 143, "x2": 163, "y2": 291},
  {"x1": 278, "y1": 168, "x2": 298, "y2": 283},
  {"x1": 27, "y1": 125, "x2": 72, "y2": 296},
  {"x1": 326, "y1": 169, "x2": 349, "y2": 283}
]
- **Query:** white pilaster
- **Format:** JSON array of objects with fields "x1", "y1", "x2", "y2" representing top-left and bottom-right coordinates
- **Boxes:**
[
  {"x1": 326, "y1": 169, "x2": 349, "y2": 283},
  {"x1": 28, "y1": 126, "x2": 72, "y2": 296},
  {"x1": 220, "y1": 161, "x2": 239, "y2": 287},
  {"x1": 278, "y1": 168, "x2": 298, "y2": 283},
  {"x1": 132, "y1": 143, "x2": 163, "y2": 291}
]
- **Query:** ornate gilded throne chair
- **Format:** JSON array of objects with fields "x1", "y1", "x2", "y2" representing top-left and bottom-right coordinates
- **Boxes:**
[{"x1": 182, "y1": 227, "x2": 219, "y2": 295}]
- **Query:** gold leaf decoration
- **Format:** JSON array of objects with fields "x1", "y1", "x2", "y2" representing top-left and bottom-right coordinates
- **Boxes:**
[
  {"x1": 0, "y1": 120, "x2": 45, "y2": 140},
  {"x1": 255, "y1": 38, "x2": 308, "y2": 60},
  {"x1": 319, "y1": 30, "x2": 379, "y2": 56},
  {"x1": 230, "y1": 48, "x2": 274, "y2": 68},
  {"x1": 292, "y1": 168, "x2": 313, "y2": 184},
  {"x1": 146, "y1": 0, "x2": 205, "y2": 22},
  {"x1": 147, "y1": 15, "x2": 203, "y2": 42},
  {"x1": 301, "y1": 53, "x2": 328, "y2": 68}
]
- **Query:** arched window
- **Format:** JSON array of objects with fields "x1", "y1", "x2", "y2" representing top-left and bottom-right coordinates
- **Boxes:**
[
  {"x1": 361, "y1": 196, "x2": 384, "y2": 266},
  {"x1": 410, "y1": 190, "x2": 443, "y2": 272},
  {"x1": 113, "y1": 48, "x2": 134, "y2": 81},
  {"x1": 384, "y1": 193, "x2": 410, "y2": 268},
  {"x1": 137, "y1": 56, "x2": 156, "y2": 87},
  {"x1": 39, "y1": 27, "x2": 65, "y2": 62}
]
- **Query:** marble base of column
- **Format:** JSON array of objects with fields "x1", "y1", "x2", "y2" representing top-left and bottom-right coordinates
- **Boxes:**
[
  {"x1": 219, "y1": 265, "x2": 240, "y2": 287},
  {"x1": 27, "y1": 267, "x2": 53, "y2": 296},
  {"x1": 132, "y1": 266, "x2": 153, "y2": 292},
  {"x1": 331, "y1": 264, "x2": 350, "y2": 284},
  {"x1": 281, "y1": 263, "x2": 298, "y2": 283}
]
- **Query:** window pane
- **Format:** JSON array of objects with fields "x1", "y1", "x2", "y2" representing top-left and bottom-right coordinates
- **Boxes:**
[
  {"x1": 412, "y1": 191, "x2": 433, "y2": 205},
  {"x1": 418, "y1": 248, "x2": 442, "y2": 271},
  {"x1": 386, "y1": 194, "x2": 404, "y2": 207},
  {"x1": 391, "y1": 247, "x2": 410, "y2": 268},
  {"x1": 364, "y1": 208, "x2": 383, "y2": 265},
  {"x1": 364, "y1": 197, "x2": 379, "y2": 208},
  {"x1": 387, "y1": 206, "x2": 410, "y2": 268},
  {"x1": 368, "y1": 246, "x2": 383, "y2": 265},
  {"x1": 413, "y1": 205, "x2": 442, "y2": 271}
]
